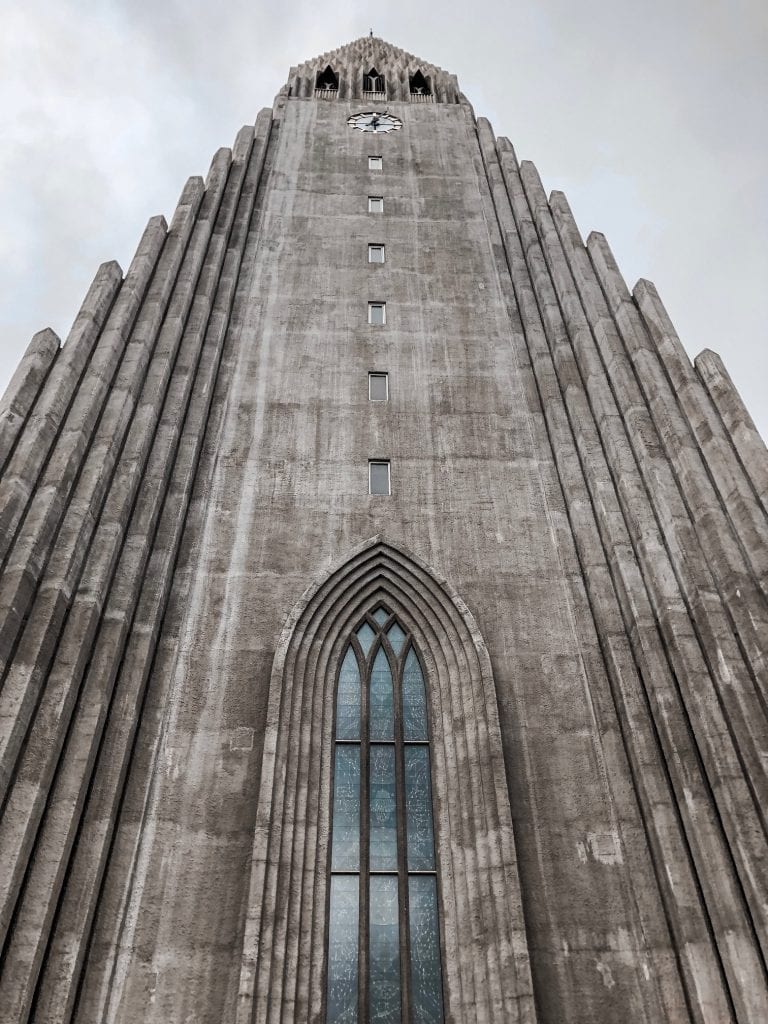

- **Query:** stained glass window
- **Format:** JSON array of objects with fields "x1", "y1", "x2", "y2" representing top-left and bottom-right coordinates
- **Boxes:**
[
  {"x1": 328, "y1": 875, "x2": 360, "y2": 1023},
  {"x1": 408, "y1": 877, "x2": 444, "y2": 1024},
  {"x1": 372, "y1": 607, "x2": 390, "y2": 626},
  {"x1": 370, "y1": 647, "x2": 394, "y2": 740},
  {"x1": 328, "y1": 606, "x2": 444, "y2": 1022},
  {"x1": 337, "y1": 647, "x2": 361, "y2": 740}
]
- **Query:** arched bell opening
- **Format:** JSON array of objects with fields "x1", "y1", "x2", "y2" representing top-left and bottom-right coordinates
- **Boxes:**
[
  {"x1": 409, "y1": 70, "x2": 432, "y2": 97},
  {"x1": 363, "y1": 67, "x2": 386, "y2": 97},
  {"x1": 316, "y1": 65, "x2": 339, "y2": 96}
]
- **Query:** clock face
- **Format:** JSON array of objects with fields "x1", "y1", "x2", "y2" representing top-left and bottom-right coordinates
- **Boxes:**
[{"x1": 347, "y1": 112, "x2": 403, "y2": 134}]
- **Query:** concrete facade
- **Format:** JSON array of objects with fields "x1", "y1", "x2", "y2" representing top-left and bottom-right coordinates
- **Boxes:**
[{"x1": 0, "y1": 36, "x2": 766, "y2": 1024}]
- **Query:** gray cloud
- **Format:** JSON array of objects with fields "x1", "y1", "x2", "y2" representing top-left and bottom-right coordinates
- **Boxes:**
[{"x1": 1, "y1": 0, "x2": 766, "y2": 439}]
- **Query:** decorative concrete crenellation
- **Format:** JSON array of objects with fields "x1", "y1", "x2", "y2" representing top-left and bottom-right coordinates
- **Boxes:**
[
  {"x1": 287, "y1": 35, "x2": 462, "y2": 103},
  {"x1": 0, "y1": 36, "x2": 766, "y2": 1024}
]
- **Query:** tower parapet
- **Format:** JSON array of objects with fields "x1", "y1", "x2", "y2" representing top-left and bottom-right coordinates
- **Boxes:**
[{"x1": 285, "y1": 35, "x2": 462, "y2": 103}]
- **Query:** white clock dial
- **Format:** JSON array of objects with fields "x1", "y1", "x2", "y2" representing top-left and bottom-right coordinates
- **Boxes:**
[{"x1": 348, "y1": 112, "x2": 403, "y2": 134}]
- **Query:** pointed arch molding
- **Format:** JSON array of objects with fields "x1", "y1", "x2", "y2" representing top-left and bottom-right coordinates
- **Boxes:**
[{"x1": 236, "y1": 538, "x2": 536, "y2": 1024}]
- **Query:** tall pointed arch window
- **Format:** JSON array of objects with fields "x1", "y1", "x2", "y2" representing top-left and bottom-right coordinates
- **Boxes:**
[{"x1": 326, "y1": 605, "x2": 444, "y2": 1024}]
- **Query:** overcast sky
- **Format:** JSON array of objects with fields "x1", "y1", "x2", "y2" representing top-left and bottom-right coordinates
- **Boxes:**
[{"x1": 1, "y1": 0, "x2": 766, "y2": 439}]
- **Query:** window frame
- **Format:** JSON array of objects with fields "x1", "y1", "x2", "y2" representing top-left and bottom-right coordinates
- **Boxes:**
[
  {"x1": 368, "y1": 244, "x2": 385, "y2": 265},
  {"x1": 368, "y1": 302, "x2": 386, "y2": 326},
  {"x1": 368, "y1": 196, "x2": 384, "y2": 214},
  {"x1": 368, "y1": 156, "x2": 383, "y2": 171},
  {"x1": 368, "y1": 372, "x2": 389, "y2": 402},
  {"x1": 326, "y1": 610, "x2": 445, "y2": 1023},
  {"x1": 368, "y1": 460, "x2": 391, "y2": 496}
]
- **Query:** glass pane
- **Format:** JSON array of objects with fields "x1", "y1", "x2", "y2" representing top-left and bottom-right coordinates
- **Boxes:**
[
  {"x1": 331, "y1": 745, "x2": 360, "y2": 870},
  {"x1": 386, "y1": 622, "x2": 406, "y2": 657},
  {"x1": 369, "y1": 374, "x2": 388, "y2": 401},
  {"x1": 369, "y1": 875, "x2": 401, "y2": 1024},
  {"x1": 327, "y1": 875, "x2": 359, "y2": 1024},
  {"x1": 370, "y1": 646, "x2": 394, "y2": 740},
  {"x1": 369, "y1": 462, "x2": 390, "y2": 496},
  {"x1": 402, "y1": 648, "x2": 428, "y2": 741},
  {"x1": 368, "y1": 197, "x2": 383, "y2": 213},
  {"x1": 405, "y1": 746, "x2": 436, "y2": 870},
  {"x1": 368, "y1": 245, "x2": 385, "y2": 263},
  {"x1": 356, "y1": 622, "x2": 376, "y2": 656},
  {"x1": 336, "y1": 646, "x2": 361, "y2": 740},
  {"x1": 368, "y1": 303, "x2": 385, "y2": 325},
  {"x1": 408, "y1": 876, "x2": 444, "y2": 1024},
  {"x1": 370, "y1": 745, "x2": 397, "y2": 870},
  {"x1": 372, "y1": 607, "x2": 390, "y2": 626},
  {"x1": 369, "y1": 156, "x2": 382, "y2": 170}
]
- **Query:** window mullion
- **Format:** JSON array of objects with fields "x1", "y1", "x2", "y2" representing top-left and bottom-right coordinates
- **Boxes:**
[
  {"x1": 393, "y1": 639, "x2": 413, "y2": 1023},
  {"x1": 359, "y1": 638, "x2": 370, "y2": 1024}
]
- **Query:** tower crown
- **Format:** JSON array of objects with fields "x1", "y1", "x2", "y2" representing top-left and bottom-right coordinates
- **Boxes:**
[{"x1": 285, "y1": 36, "x2": 461, "y2": 103}]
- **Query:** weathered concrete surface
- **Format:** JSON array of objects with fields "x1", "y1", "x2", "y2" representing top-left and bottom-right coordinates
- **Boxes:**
[
  {"x1": 0, "y1": 35, "x2": 765, "y2": 1024},
  {"x1": 695, "y1": 347, "x2": 768, "y2": 515},
  {"x1": 0, "y1": 328, "x2": 60, "y2": 476}
]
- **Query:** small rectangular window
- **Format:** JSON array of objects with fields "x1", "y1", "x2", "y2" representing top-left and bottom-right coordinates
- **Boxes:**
[
  {"x1": 368, "y1": 302, "x2": 386, "y2": 326},
  {"x1": 368, "y1": 156, "x2": 383, "y2": 170},
  {"x1": 368, "y1": 196, "x2": 384, "y2": 213},
  {"x1": 369, "y1": 460, "x2": 391, "y2": 495},
  {"x1": 368, "y1": 244, "x2": 385, "y2": 264},
  {"x1": 369, "y1": 373, "x2": 389, "y2": 401}
]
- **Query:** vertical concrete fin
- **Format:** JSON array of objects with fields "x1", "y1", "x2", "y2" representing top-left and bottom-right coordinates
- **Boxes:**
[
  {"x1": 0, "y1": 168, "x2": 219, "y2": 1009},
  {"x1": 0, "y1": 216, "x2": 167, "y2": 701},
  {"x1": 633, "y1": 277, "x2": 768, "y2": 595},
  {"x1": 510, "y1": 154, "x2": 757, "y2": 1021},
  {"x1": 66, "y1": 109, "x2": 275, "y2": 1024},
  {"x1": 586, "y1": 229, "x2": 768, "y2": 975},
  {"x1": 0, "y1": 137, "x2": 244, "y2": 1022},
  {"x1": 476, "y1": 118, "x2": 723, "y2": 1022},
  {"x1": 563, "y1": 228, "x2": 768, "y2": 696},
  {"x1": 0, "y1": 189, "x2": 199, "y2": 851},
  {"x1": 0, "y1": 328, "x2": 60, "y2": 478},
  {"x1": 0, "y1": 261, "x2": 122, "y2": 569},
  {"x1": 586, "y1": 233, "x2": 768, "y2": 686},
  {"x1": 695, "y1": 347, "x2": 768, "y2": 517}
]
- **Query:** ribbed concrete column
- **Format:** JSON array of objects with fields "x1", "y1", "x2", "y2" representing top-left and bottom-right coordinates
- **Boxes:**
[
  {"x1": 545, "y1": 196, "x2": 768, "y2": 764},
  {"x1": 556, "y1": 221, "x2": 768, "y2": 696},
  {"x1": 0, "y1": 151, "x2": 233, "y2": 1017},
  {"x1": 0, "y1": 262, "x2": 121, "y2": 567},
  {"x1": 633, "y1": 279, "x2": 768, "y2": 596},
  {"x1": 31, "y1": 119, "x2": 271, "y2": 1024},
  {"x1": 584, "y1": 229, "x2": 768, "y2": 960},
  {"x1": 0, "y1": 136, "x2": 253, "y2": 1024},
  {"x1": 0, "y1": 206, "x2": 196, "y2": 823},
  {"x1": 0, "y1": 179, "x2": 203, "y2": 944},
  {"x1": 0, "y1": 329, "x2": 60, "y2": 477},
  {"x1": 695, "y1": 348, "x2": 768, "y2": 515},
  {"x1": 475, "y1": 120, "x2": 717, "y2": 1021},
  {"x1": 0, "y1": 216, "x2": 167, "y2": 695},
  {"x1": 489, "y1": 125, "x2": 767, "y2": 1023},
  {"x1": 64, "y1": 111, "x2": 273, "y2": 1024}
]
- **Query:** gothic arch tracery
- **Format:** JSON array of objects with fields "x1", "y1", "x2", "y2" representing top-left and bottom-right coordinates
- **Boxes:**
[{"x1": 236, "y1": 539, "x2": 536, "y2": 1024}]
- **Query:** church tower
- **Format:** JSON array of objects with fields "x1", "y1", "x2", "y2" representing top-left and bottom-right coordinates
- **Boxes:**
[{"x1": 0, "y1": 36, "x2": 766, "y2": 1024}]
